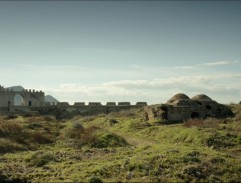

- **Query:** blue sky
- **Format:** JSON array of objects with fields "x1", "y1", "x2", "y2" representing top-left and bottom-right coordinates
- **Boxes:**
[{"x1": 0, "y1": 1, "x2": 241, "y2": 104}]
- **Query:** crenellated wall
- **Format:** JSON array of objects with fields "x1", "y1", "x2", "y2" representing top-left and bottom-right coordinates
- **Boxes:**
[
  {"x1": 0, "y1": 85, "x2": 45, "y2": 110},
  {"x1": 0, "y1": 84, "x2": 148, "y2": 115},
  {"x1": 33, "y1": 104, "x2": 145, "y2": 117}
]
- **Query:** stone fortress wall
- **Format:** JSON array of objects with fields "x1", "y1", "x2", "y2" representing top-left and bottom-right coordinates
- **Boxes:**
[
  {"x1": 0, "y1": 85, "x2": 234, "y2": 121},
  {"x1": 39, "y1": 101, "x2": 148, "y2": 116},
  {"x1": 0, "y1": 85, "x2": 45, "y2": 113},
  {"x1": 0, "y1": 85, "x2": 147, "y2": 115},
  {"x1": 52, "y1": 101, "x2": 147, "y2": 107}
]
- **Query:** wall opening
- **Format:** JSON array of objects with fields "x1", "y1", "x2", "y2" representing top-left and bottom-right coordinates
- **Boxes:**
[
  {"x1": 196, "y1": 101, "x2": 202, "y2": 105},
  {"x1": 191, "y1": 112, "x2": 199, "y2": 118},
  {"x1": 206, "y1": 105, "x2": 212, "y2": 110},
  {"x1": 161, "y1": 106, "x2": 168, "y2": 120},
  {"x1": 29, "y1": 101, "x2": 32, "y2": 107},
  {"x1": 8, "y1": 101, "x2": 10, "y2": 111},
  {"x1": 14, "y1": 94, "x2": 24, "y2": 106}
]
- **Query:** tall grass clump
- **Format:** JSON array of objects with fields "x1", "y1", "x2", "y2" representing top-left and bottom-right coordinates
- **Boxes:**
[
  {"x1": 66, "y1": 122, "x2": 98, "y2": 147},
  {"x1": 0, "y1": 121, "x2": 26, "y2": 143}
]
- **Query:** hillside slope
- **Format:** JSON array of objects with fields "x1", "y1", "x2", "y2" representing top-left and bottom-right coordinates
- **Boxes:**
[{"x1": 0, "y1": 105, "x2": 241, "y2": 182}]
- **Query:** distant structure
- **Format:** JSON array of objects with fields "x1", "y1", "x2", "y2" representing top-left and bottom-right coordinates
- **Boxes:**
[
  {"x1": 0, "y1": 85, "x2": 45, "y2": 113},
  {"x1": 144, "y1": 93, "x2": 233, "y2": 122},
  {"x1": 0, "y1": 84, "x2": 147, "y2": 115}
]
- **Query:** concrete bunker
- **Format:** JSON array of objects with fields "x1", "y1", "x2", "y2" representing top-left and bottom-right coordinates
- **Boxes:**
[{"x1": 144, "y1": 93, "x2": 233, "y2": 122}]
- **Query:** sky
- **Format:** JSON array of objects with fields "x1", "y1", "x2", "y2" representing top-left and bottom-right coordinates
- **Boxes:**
[{"x1": 0, "y1": 1, "x2": 241, "y2": 104}]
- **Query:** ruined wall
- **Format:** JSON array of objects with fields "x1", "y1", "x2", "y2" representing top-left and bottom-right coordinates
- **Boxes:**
[
  {"x1": 33, "y1": 104, "x2": 144, "y2": 118},
  {"x1": 0, "y1": 85, "x2": 44, "y2": 110},
  {"x1": 145, "y1": 94, "x2": 234, "y2": 123}
]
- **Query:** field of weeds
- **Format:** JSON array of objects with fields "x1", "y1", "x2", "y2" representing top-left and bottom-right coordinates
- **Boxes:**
[{"x1": 0, "y1": 105, "x2": 241, "y2": 182}]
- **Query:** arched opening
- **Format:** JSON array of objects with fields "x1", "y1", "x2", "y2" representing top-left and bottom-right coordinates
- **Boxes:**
[
  {"x1": 14, "y1": 94, "x2": 24, "y2": 106},
  {"x1": 8, "y1": 101, "x2": 11, "y2": 111},
  {"x1": 191, "y1": 112, "x2": 199, "y2": 119},
  {"x1": 206, "y1": 105, "x2": 212, "y2": 110},
  {"x1": 161, "y1": 106, "x2": 168, "y2": 120}
]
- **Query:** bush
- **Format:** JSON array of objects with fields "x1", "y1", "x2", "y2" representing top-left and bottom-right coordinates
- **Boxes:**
[
  {"x1": 3, "y1": 115, "x2": 17, "y2": 120},
  {"x1": 182, "y1": 165, "x2": 205, "y2": 179},
  {"x1": 26, "y1": 152, "x2": 56, "y2": 167},
  {"x1": 31, "y1": 132, "x2": 53, "y2": 144},
  {"x1": 43, "y1": 116, "x2": 56, "y2": 122},
  {"x1": 206, "y1": 132, "x2": 237, "y2": 149},
  {"x1": 90, "y1": 132, "x2": 129, "y2": 148},
  {"x1": 0, "y1": 173, "x2": 30, "y2": 183},
  {"x1": 89, "y1": 176, "x2": 103, "y2": 183},
  {"x1": 236, "y1": 123, "x2": 241, "y2": 134},
  {"x1": 67, "y1": 123, "x2": 99, "y2": 148},
  {"x1": 108, "y1": 119, "x2": 118, "y2": 125},
  {"x1": 0, "y1": 138, "x2": 26, "y2": 154},
  {"x1": 183, "y1": 118, "x2": 220, "y2": 128},
  {"x1": 0, "y1": 122, "x2": 26, "y2": 143},
  {"x1": 67, "y1": 122, "x2": 85, "y2": 139}
]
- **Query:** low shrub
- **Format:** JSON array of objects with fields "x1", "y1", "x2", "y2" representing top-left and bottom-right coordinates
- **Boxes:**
[
  {"x1": 206, "y1": 132, "x2": 238, "y2": 149},
  {"x1": 0, "y1": 138, "x2": 26, "y2": 154},
  {"x1": 43, "y1": 116, "x2": 56, "y2": 122},
  {"x1": 26, "y1": 152, "x2": 56, "y2": 167},
  {"x1": 90, "y1": 131, "x2": 129, "y2": 148},
  {"x1": 67, "y1": 123, "x2": 99, "y2": 147},
  {"x1": 183, "y1": 118, "x2": 220, "y2": 128},
  {"x1": 0, "y1": 122, "x2": 26, "y2": 143},
  {"x1": 67, "y1": 122, "x2": 85, "y2": 139},
  {"x1": 236, "y1": 123, "x2": 241, "y2": 134},
  {"x1": 108, "y1": 119, "x2": 118, "y2": 125},
  {"x1": 26, "y1": 122, "x2": 42, "y2": 129},
  {"x1": 31, "y1": 132, "x2": 53, "y2": 144},
  {"x1": 3, "y1": 115, "x2": 17, "y2": 120},
  {"x1": 89, "y1": 176, "x2": 103, "y2": 183},
  {"x1": 0, "y1": 173, "x2": 30, "y2": 183},
  {"x1": 181, "y1": 165, "x2": 205, "y2": 179}
]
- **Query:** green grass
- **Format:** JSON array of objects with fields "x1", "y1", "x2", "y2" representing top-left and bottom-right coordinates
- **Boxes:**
[{"x1": 0, "y1": 105, "x2": 241, "y2": 182}]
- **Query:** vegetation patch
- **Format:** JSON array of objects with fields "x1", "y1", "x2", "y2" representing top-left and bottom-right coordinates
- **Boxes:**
[
  {"x1": 0, "y1": 105, "x2": 241, "y2": 182},
  {"x1": 183, "y1": 118, "x2": 220, "y2": 128},
  {"x1": 90, "y1": 131, "x2": 129, "y2": 148},
  {"x1": 26, "y1": 152, "x2": 57, "y2": 167},
  {"x1": 206, "y1": 132, "x2": 241, "y2": 149}
]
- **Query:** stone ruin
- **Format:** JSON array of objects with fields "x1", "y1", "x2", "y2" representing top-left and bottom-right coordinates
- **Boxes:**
[
  {"x1": 0, "y1": 85, "x2": 44, "y2": 113},
  {"x1": 144, "y1": 93, "x2": 233, "y2": 122},
  {"x1": 0, "y1": 84, "x2": 234, "y2": 120}
]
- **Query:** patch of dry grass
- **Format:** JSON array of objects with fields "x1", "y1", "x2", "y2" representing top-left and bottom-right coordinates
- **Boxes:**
[{"x1": 183, "y1": 118, "x2": 220, "y2": 128}]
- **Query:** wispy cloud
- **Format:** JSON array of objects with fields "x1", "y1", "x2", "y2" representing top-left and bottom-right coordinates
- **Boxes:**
[
  {"x1": 197, "y1": 61, "x2": 238, "y2": 67},
  {"x1": 37, "y1": 73, "x2": 241, "y2": 104},
  {"x1": 130, "y1": 60, "x2": 239, "y2": 72}
]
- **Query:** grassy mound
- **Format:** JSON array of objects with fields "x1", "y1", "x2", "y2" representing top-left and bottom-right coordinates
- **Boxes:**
[{"x1": 90, "y1": 131, "x2": 129, "y2": 148}]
